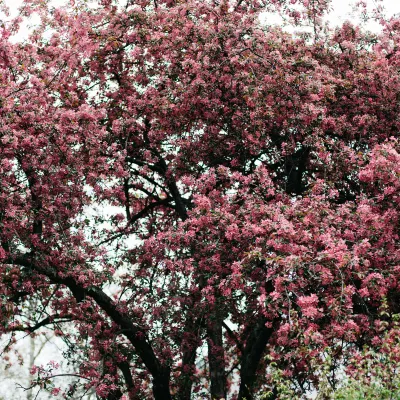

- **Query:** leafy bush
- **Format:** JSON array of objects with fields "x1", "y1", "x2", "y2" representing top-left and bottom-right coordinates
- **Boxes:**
[{"x1": 265, "y1": 317, "x2": 400, "y2": 399}]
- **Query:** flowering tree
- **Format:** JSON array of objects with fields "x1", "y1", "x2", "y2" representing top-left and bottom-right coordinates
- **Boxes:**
[{"x1": 0, "y1": 0, "x2": 399, "y2": 398}]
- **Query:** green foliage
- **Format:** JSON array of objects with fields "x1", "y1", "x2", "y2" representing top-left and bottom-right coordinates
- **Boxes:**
[
  {"x1": 333, "y1": 382, "x2": 400, "y2": 400},
  {"x1": 265, "y1": 328, "x2": 400, "y2": 399}
]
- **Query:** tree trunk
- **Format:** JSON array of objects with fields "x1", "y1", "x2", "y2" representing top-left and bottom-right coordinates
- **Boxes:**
[
  {"x1": 238, "y1": 318, "x2": 274, "y2": 400},
  {"x1": 153, "y1": 370, "x2": 173, "y2": 400},
  {"x1": 207, "y1": 318, "x2": 226, "y2": 399},
  {"x1": 177, "y1": 316, "x2": 201, "y2": 400}
]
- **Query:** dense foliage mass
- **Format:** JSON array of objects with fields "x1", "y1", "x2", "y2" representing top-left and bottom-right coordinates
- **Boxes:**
[{"x1": 0, "y1": 0, "x2": 399, "y2": 398}]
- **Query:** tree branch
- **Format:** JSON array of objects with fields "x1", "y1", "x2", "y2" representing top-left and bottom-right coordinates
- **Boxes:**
[
  {"x1": 10, "y1": 315, "x2": 73, "y2": 333},
  {"x1": 8, "y1": 254, "x2": 172, "y2": 400},
  {"x1": 222, "y1": 321, "x2": 244, "y2": 353},
  {"x1": 97, "y1": 197, "x2": 173, "y2": 245}
]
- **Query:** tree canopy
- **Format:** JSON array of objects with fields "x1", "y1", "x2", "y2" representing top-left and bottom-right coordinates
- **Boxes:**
[{"x1": 0, "y1": 0, "x2": 399, "y2": 398}]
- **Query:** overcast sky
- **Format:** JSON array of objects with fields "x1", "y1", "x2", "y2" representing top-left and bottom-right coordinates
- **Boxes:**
[{"x1": 4, "y1": 0, "x2": 400, "y2": 36}]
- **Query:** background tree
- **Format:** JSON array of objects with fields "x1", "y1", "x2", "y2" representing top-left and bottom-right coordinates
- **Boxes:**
[{"x1": 0, "y1": 0, "x2": 399, "y2": 398}]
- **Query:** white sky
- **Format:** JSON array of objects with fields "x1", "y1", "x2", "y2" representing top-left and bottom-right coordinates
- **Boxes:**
[
  {"x1": 260, "y1": 0, "x2": 400, "y2": 32},
  {"x1": 1, "y1": 0, "x2": 400, "y2": 46},
  {"x1": 3, "y1": 0, "x2": 400, "y2": 36}
]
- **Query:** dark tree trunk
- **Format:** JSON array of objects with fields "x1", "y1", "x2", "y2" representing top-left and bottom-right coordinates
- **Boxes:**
[
  {"x1": 153, "y1": 371, "x2": 173, "y2": 400},
  {"x1": 284, "y1": 146, "x2": 310, "y2": 194},
  {"x1": 107, "y1": 388, "x2": 123, "y2": 400},
  {"x1": 207, "y1": 318, "x2": 226, "y2": 399},
  {"x1": 238, "y1": 318, "x2": 274, "y2": 400},
  {"x1": 177, "y1": 316, "x2": 202, "y2": 400}
]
